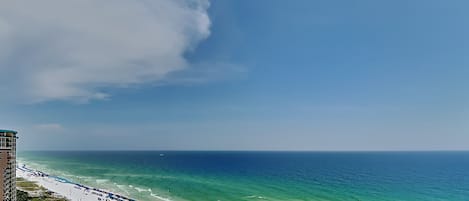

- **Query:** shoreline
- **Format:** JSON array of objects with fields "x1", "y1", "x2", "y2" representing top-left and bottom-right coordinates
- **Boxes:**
[{"x1": 17, "y1": 164, "x2": 136, "y2": 201}]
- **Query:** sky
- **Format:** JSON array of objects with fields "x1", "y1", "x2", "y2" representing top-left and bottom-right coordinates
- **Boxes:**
[{"x1": 0, "y1": 0, "x2": 468, "y2": 151}]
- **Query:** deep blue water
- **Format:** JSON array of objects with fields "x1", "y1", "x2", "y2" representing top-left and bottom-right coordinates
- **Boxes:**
[{"x1": 18, "y1": 151, "x2": 469, "y2": 201}]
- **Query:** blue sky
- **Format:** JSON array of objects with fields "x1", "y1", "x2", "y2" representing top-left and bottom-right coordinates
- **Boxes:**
[{"x1": 1, "y1": 0, "x2": 468, "y2": 150}]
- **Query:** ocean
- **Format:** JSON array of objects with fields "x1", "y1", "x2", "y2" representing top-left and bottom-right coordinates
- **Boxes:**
[{"x1": 17, "y1": 151, "x2": 469, "y2": 201}]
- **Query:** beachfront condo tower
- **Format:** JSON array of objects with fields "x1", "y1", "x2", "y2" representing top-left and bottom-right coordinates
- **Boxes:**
[{"x1": 0, "y1": 129, "x2": 17, "y2": 201}]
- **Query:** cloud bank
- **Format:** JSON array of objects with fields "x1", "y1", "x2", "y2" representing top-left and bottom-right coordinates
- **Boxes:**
[{"x1": 0, "y1": 0, "x2": 211, "y2": 102}]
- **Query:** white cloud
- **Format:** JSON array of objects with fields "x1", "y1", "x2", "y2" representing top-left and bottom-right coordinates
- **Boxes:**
[
  {"x1": 0, "y1": 0, "x2": 211, "y2": 102},
  {"x1": 35, "y1": 123, "x2": 63, "y2": 131}
]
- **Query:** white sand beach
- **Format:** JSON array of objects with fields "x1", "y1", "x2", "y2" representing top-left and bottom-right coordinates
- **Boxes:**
[{"x1": 17, "y1": 164, "x2": 135, "y2": 201}]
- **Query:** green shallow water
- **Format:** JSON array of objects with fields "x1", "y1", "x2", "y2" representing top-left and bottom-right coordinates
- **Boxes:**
[{"x1": 17, "y1": 151, "x2": 469, "y2": 201}]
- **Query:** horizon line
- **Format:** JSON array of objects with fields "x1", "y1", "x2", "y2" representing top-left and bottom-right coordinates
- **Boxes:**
[{"x1": 17, "y1": 149, "x2": 469, "y2": 152}]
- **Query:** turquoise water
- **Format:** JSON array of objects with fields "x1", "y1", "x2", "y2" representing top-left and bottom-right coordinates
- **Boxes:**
[{"x1": 18, "y1": 151, "x2": 469, "y2": 201}]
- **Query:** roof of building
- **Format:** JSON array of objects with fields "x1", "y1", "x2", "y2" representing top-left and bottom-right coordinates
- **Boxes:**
[{"x1": 0, "y1": 129, "x2": 17, "y2": 134}]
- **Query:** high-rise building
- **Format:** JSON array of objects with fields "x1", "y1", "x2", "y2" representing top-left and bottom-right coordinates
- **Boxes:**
[{"x1": 0, "y1": 129, "x2": 17, "y2": 201}]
